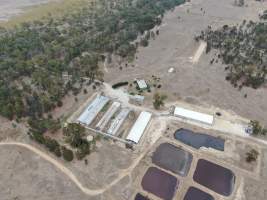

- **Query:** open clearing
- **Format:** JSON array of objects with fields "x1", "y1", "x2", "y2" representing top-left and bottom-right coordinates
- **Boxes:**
[
  {"x1": 0, "y1": 0, "x2": 86, "y2": 27},
  {"x1": 0, "y1": 0, "x2": 267, "y2": 200},
  {"x1": 105, "y1": 0, "x2": 267, "y2": 126},
  {"x1": 191, "y1": 41, "x2": 207, "y2": 64}
]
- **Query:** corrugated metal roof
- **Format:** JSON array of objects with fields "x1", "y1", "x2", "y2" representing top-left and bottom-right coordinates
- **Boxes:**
[
  {"x1": 107, "y1": 108, "x2": 130, "y2": 135},
  {"x1": 136, "y1": 80, "x2": 148, "y2": 89},
  {"x1": 174, "y1": 107, "x2": 214, "y2": 125},
  {"x1": 126, "y1": 111, "x2": 152, "y2": 143},
  {"x1": 96, "y1": 102, "x2": 121, "y2": 130},
  {"x1": 77, "y1": 95, "x2": 109, "y2": 125}
]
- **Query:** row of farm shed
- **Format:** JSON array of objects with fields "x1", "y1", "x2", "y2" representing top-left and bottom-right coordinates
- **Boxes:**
[{"x1": 77, "y1": 95, "x2": 152, "y2": 144}]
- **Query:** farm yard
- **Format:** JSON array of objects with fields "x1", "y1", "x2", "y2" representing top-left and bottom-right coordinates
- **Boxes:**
[{"x1": 0, "y1": 0, "x2": 267, "y2": 200}]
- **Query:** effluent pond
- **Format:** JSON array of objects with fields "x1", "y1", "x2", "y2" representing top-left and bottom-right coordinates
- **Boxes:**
[
  {"x1": 152, "y1": 143, "x2": 192, "y2": 176},
  {"x1": 183, "y1": 187, "x2": 214, "y2": 200},
  {"x1": 174, "y1": 128, "x2": 225, "y2": 151},
  {"x1": 135, "y1": 193, "x2": 150, "y2": 200},
  {"x1": 141, "y1": 167, "x2": 178, "y2": 200},
  {"x1": 193, "y1": 159, "x2": 235, "y2": 196}
]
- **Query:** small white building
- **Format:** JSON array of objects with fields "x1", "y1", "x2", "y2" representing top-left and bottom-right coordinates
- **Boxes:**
[
  {"x1": 126, "y1": 111, "x2": 152, "y2": 144},
  {"x1": 129, "y1": 94, "x2": 145, "y2": 105},
  {"x1": 136, "y1": 79, "x2": 148, "y2": 90},
  {"x1": 174, "y1": 107, "x2": 214, "y2": 125}
]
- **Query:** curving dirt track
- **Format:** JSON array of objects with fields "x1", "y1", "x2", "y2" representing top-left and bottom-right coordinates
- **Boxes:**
[{"x1": 0, "y1": 141, "x2": 151, "y2": 196}]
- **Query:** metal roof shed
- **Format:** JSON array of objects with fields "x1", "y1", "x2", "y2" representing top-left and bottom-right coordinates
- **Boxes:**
[
  {"x1": 96, "y1": 102, "x2": 121, "y2": 130},
  {"x1": 126, "y1": 111, "x2": 152, "y2": 144},
  {"x1": 77, "y1": 95, "x2": 109, "y2": 126},
  {"x1": 107, "y1": 108, "x2": 131, "y2": 135},
  {"x1": 174, "y1": 107, "x2": 214, "y2": 125},
  {"x1": 136, "y1": 80, "x2": 148, "y2": 90}
]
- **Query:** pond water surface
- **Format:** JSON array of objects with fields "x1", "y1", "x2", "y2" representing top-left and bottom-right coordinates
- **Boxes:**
[
  {"x1": 183, "y1": 187, "x2": 214, "y2": 200},
  {"x1": 135, "y1": 193, "x2": 150, "y2": 200},
  {"x1": 174, "y1": 128, "x2": 225, "y2": 151},
  {"x1": 193, "y1": 159, "x2": 235, "y2": 196},
  {"x1": 141, "y1": 167, "x2": 178, "y2": 200},
  {"x1": 152, "y1": 143, "x2": 192, "y2": 176}
]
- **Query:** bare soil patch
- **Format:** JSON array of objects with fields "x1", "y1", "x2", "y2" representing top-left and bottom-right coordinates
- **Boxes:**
[
  {"x1": 105, "y1": 0, "x2": 267, "y2": 126},
  {"x1": 0, "y1": 145, "x2": 94, "y2": 200}
]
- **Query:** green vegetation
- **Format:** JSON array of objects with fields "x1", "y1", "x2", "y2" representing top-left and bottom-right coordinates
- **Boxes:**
[
  {"x1": 196, "y1": 14, "x2": 267, "y2": 89},
  {"x1": 62, "y1": 146, "x2": 74, "y2": 162},
  {"x1": 0, "y1": 0, "x2": 185, "y2": 161},
  {"x1": 153, "y1": 93, "x2": 167, "y2": 109},
  {"x1": 246, "y1": 149, "x2": 259, "y2": 163},
  {"x1": 112, "y1": 82, "x2": 129, "y2": 89},
  {"x1": 0, "y1": 0, "x2": 185, "y2": 122},
  {"x1": 63, "y1": 123, "x2": 94, "y2": 160},
  {"x1": 260, "y1": 10, "x2": 267, "y2": 20},
  {"x1": 249, "y1": 120, "x2": 267, "y2": 136}
]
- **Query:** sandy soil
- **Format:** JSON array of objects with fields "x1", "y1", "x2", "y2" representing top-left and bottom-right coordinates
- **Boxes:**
[
  {"x1": 0, "y1": 145, "x2": 97, "y2": 200},
  {"x1": 1, "y1": 1, "x2": 267, "y2": 200},
  {"x1": 105, "y1": 0, "x2": 267, "y2": 126},
  {"x1": 128, "y1": 121, "x2": 267, "y2": 200},
  {"x1": 0, "y1": 0, "x2": 54, "y2": 21},
  {"x1": 66, "y1": 140, "x2": 133, "y2": 189}
]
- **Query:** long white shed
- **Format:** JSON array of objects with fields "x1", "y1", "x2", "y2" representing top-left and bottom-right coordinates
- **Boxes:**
[
  {"x1": 77, "y1": 95, "x2": 109, "y2": 126},
  {"x1": 126, "y1": 111, "x2": 152, "y2": 144},
  {"x1": 174, "y1": 107, "x2": 214, "y2": 125}
]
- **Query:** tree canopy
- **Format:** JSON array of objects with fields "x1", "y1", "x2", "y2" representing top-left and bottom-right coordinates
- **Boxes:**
[
  {"x1": 196, "y1": 14, "x2": 267, "y2": 89},
  {"x1": 0, "y1": 0, "x2": 185, "y2": 120}
]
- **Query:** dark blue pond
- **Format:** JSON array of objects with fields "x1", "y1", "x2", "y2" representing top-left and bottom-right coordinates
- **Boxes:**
[
  {"x1": 174, "y1": 128, "x2": 225, "y2": 151},
  {"x1": 141, "y1": 167, "x2": 179, "y2": 200},
  {"x1": 193, "y1": 159, "x2": 235, "y2": 196},
  {"x1": 135, "y1": 193, "x2": 150, "y2": 200},
  {"x1": 183, "y1": 187, "x2": 214, "y2": 200},
  {"x1": 152, "y1": 143, "x2": 192, "y2": 176}
]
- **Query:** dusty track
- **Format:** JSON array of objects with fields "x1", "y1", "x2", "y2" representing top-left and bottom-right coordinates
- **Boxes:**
[
  {"x1": 191, "y1": 41, "x2": 207, "y2": 63},
  {"x1": 0, "y1": 141, "x2": 150, "y2": 196}
]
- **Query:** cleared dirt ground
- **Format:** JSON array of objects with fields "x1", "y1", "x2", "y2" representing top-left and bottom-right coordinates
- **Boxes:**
[
  {"x1": 1, "y1": 1, "x2": 267, "y2": 200},
  {"x1": 0, "y1": 119, "x2": 266, "y2": 200},
  {"x1": 126, "y1": 121, "x2": 267, "y2": 200},
  {"x1": 0, "y1": 145, "x2": 96, "y2": 200},
  {"x1": 105, "y1": 0, "x2": 267, "y2": 126}
]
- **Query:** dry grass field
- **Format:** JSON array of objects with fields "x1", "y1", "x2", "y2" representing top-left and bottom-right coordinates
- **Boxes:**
[
  {"x1": 0, "y1": 0, "x2": 267, "y2": 200},
  {"x1": 105, "y1": 0, "x2": 267, "y2": 126}
]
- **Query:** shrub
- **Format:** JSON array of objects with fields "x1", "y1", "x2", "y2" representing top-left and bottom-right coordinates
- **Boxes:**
[
  {"x1": 62, "y1": 146, "x2": 74, "y2": 162},
  {"x1": 112, "y1": 82, "x2": 129, "y2": 89},
  {"x1": 54, "y1": 146, "x2": 62, "y2": 157},
  {"x1": 246, "y1": 149, "x2": 259, "y2": 163}
]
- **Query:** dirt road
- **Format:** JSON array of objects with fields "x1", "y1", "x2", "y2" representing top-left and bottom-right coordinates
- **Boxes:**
[
  {"x1": 191, "y1": 41, "x2": 207, "y2": 63},
  {"x1": 0, "y1": 140, "x2": 154, "y2": 196}
]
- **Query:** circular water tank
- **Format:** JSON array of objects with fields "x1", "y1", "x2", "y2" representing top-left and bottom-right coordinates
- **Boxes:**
[{"x1": 86, "y1": 135, "x2": 94, "y2": 142}]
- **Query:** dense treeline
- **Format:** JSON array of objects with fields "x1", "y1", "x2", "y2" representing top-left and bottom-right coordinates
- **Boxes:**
[
  {"x1": 196, "y1": 14, "x2": 267, "y2": 89},
  {"x1": 1, "y1": 0, "x2": 185, "y2": 160},
  {"x1": 0, "y1": 0, "x2": 184, "y2": 121}
]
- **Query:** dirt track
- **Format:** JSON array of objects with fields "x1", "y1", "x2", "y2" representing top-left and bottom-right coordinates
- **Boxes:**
[
  {"x1": 105, "y1": 0, "x2": 267, "y2": 126},
  {"x1": 0, "y1": 140, "x2": 154, "y2": 196}
]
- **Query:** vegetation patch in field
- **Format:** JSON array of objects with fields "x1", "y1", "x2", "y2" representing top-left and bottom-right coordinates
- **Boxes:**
[{"x1": 196, "y1": 13, "x2": 267, "y2": 89}]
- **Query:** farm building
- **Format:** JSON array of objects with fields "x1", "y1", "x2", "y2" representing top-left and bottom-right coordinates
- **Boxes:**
[
  {"x1": 96, "y1": 102, "x2": 121, "y2": 130},
  {"x1": 77, "y1": 95, "x2": 109, "y2": 126},
  {"x1": 107, "y1": 108, "x2": 131, "y2": 135},
  {"x1": 129, "y1": 94, "x2": 145, "y2": 105},
  {"x1": 174, "y1": 107, "x2": 214, "y2": 125},
  {"x1": 136, "y1": 79, "x2": 148, "y2": 90},
  {"x1": 126, "y1": 111, "x2": 152, "y2": 144}
]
